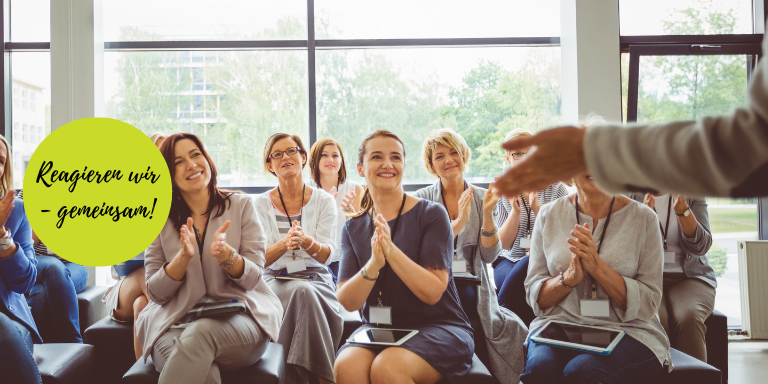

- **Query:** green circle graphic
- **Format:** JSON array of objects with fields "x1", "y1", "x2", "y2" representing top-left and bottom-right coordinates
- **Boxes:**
[{"x1": 23, "y1": 118, "x2": 172, "y2": 266}]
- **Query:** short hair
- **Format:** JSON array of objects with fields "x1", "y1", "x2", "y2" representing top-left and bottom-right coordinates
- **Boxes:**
[
  {"x1": 263, "y1": 133, "x2": 307, "y2": 177},
  {"x1": 309, "y1": 138, "x2": 347, "y2": 187},
  {"x1": 422, "y1": 128, "x2": 471, "y2": 177},
  {"x1": 503, "y1": 128, "x2": 533, "y2": 155},
  {"x1": 148, "y1": 132, "x2": 168, "y2": 148},
  {"x1": 0, "y1": 135, "x2": 13, "y2": 196}
]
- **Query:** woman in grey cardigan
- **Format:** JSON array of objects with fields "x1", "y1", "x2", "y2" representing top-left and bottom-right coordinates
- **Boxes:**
[
  {"x1": 413, "y1": 128, "x2": 528, "y2": 384},
  {"x1": 630, "y1": 193, "x2": 716, "y2": 362},
  {"x1": 137, "y1": 133, "x2": 283, "y2": 384}
]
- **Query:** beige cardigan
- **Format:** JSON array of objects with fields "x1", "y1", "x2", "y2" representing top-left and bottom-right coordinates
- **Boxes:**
[{"x1": 136, "y1": 194, "x2": 283, "y2": 361}]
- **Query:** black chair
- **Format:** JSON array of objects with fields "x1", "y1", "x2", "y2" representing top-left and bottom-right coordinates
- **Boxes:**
[
  {"x1": 34, "y1": 343, "x2": 95, "y2": 384},
  {"x1": 77, "y1": 285, "x2": 109, "y2": 333},
  {"x1": 122, "y1": 342, "x2": 285, "y2": 384},
  {"x1": 705, "y1": 309, "x2": 728, "y2": 382},
  {"x1": 83, "y1": 316, "x2": 136, "y2": 383},
  {"x1": 653, "y1": 348, "x2": 722, "y2": 384}
]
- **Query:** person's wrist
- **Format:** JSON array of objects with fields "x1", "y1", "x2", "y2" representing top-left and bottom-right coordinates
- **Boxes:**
[
  {"x1": 561, "y1": 271, "x2": 578, "y2": 288},
  {"x1": 215, "y1": 244, "x2": 232, "y2": 263},
  {"x1": 366, "y1": 259, "x2": 384, "y2": 273}
]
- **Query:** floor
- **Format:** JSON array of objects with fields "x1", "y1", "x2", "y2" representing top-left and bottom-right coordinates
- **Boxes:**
[{"x1": 728, "y1": 341, "x2": 768, "y2": 384}]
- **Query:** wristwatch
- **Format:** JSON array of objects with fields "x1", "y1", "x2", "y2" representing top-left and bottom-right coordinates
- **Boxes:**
[{"x1": 676, "y1": 208, "x2": 690, "y2": 217}]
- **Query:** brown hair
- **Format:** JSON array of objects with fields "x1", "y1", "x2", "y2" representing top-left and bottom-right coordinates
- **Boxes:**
[
  {"x1": 422, "y1": 128, "x2": 471, "y2": 176},
  {"x1": 351, "y1": 130, "x2": 405, "y2": 218},
  {"x1": 0, "y1": 135, "x2": 13, "y2": 196},
  {"x1": 263, "y1": 133, "x2": 307, "y2": 177},
  {"x1": 161, "y1": 133, "x2": 238, "y2": 230},
  {"x1": 308, "y1": 138, "x2": 347, "y2": 187}
]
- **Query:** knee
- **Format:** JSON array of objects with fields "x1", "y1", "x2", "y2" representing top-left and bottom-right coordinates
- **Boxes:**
[
  {"x1": 38, "y1": 258, "x2": 69, "y2": 280},
  {"x1": 180, "y1": 319, "x2": 217, "y2": 348},
  {"x1": 334, "y1": 350, "x2": 372, "y2": 384},
  {"x1": 671, "y1": 310, "x2": 706, "y2": 333},
  {"x1": 562, "y1": 368, "x2": 600, "y2": 384},
  {"x1": 370, "y1": 356, "x2": 400, "y2": 384},
  {"x1": 133, "y1": 295, "x2": 148, "y2": 316}
]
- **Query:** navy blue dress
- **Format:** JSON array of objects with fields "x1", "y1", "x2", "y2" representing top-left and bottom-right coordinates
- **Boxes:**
[{"x1": 338, "y1": 199, "x2": 474, "y2": 383}]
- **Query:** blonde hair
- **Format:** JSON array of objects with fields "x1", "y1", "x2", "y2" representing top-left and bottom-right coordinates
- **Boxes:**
[
  {"x1": 503, "y1": 128, "x2": 533, "y2": 155},
  {"x1": 422, "y1": 128, "x2": 471, "y2": 177},
  {"x1": 0, "y1": 135, "x2": 13, "y2": 196},
  {"x1": 148, "y1": 132, "x2": 168, "y2": 148}
]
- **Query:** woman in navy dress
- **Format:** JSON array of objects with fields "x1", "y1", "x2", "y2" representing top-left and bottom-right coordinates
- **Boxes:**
[{"x1": 334, "y1": 130, "x2": 473, "y2": 384}]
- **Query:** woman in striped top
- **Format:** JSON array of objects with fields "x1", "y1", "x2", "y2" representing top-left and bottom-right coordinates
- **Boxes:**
[
  {"x1": 253, "y1": 133, "x2": 342, "y2": 384},
  {"x1": 494, "y1": 128, "x2": 568, "y2": 326}
]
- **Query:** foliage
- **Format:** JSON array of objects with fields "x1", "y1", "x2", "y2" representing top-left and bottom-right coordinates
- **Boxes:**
[{"x1": 706, "y1": 243, "x2": 728, "y2": 278}]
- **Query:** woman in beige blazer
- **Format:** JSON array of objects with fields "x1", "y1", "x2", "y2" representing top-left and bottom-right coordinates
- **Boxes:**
[{"x1": 135, "y1": 133, "x2": 283, "y2": 384}]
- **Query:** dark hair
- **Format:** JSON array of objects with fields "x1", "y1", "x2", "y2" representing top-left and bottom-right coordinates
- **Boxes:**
[
  {"x1": 351, "y1": 130, "x2": 405, "y2": 218},
  {"x1": 308, "y1": 138, "x2": 347, "y2": 188},
  {"x1": 263, "y1": 133, "x2": 307, "y2": 177},
  {"x1": 161, "y1": 133, "x2": 238, "y2": 230}
]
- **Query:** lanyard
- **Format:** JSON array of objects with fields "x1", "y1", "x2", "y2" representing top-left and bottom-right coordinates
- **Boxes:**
[
  {"x1": 575, "y1": 195, "x2": 615, "y2": 299},
  {"x1": 192, "y1": 215, "x2": 210, "y2": 259},
  {"x1": 520, "y1": 195, "x2": 532, "y2": 236},
  {"x1": 277, "y1": 184, "x2": 305, "y2": 259},
  {"x1": 654, "y1": 197, "x2": 672, "y2": 251},
  {"x1": 440, "y1": 180, "x2": 468, "y2": 250},
  {"x1": 371, "y1": 193, "x2": 407, "y2": 307}
]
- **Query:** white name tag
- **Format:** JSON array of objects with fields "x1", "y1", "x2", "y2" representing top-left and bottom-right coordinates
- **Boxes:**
[
  {"x1": 664, "y1": 251, "x2": 676, "y2": 264},
  {"x1": 580, "y1": 299, "x2": 610, "y2": 318},
  {"x1": 285, "y1": 259, "x2": 307, "y2": 274},
  {"x1": 452, "y1": 259, "x2": 467, "y2": 274},
  {"x1": 370, "y1": 306, "x2": 392, "y2": 325},
  {"x1": 519, "y1": 236, "x2": 532, "y2": 249}
]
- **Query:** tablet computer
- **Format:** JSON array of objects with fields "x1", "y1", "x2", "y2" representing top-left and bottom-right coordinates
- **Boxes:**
[
  {"x1": 348, "y1": 328, "x2": 419, "y2": 346},
  {"x1": 530, "y1": 320, "x2": 625, "y2": 355}
]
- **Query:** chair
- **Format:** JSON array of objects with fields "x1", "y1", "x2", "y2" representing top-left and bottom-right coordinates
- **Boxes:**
[
  {"x1": 77, "y1": 285, "x2": 108, "y2": 332},
  {"x1": 705, "y1": 309, "x2": 728, "y2": 382},
  {"x1": 34, "y1": 343, "x2": 95, "y2": 384},
  {"x1": 652, "y1": 348, "x2": 721, "y2": 384},
  {"x1": 83, "y1": 316, "x2": 136, "y2": 383},
  {"x1": 122, "y1": 342, "x2": 285, "y2": 384}
]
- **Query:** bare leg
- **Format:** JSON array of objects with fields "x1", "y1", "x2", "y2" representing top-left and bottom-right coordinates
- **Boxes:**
[
  {"x1": 370, "y1": 347, "x2": 443, "y2": 384},
  {"x1": 133, "y1": 295, "x2": 149, "y2": 360},
  {"x1": 112, "y1": 267, "x2": 147, "y2": 322},
  {"x1": 335, "y1": 347, "x2": 377, "y2": 384}
]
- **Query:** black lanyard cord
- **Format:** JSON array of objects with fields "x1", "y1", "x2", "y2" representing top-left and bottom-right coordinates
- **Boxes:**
[
  {"x1": 192, "y1": 215, "x2": 210, "y2": 259},
  {"x1": 371, "y1": 193, "x2": 407, "y2": 307},
  {"x1": 277, "y1": 184, "x2": 306, "y2": 258},
  {"x1": 520, "y1": 195, "x2": 532, "y2": 236},
  {"x1": 575, "y1": 195, "x2": 615, "y2": 298},
  {"x1": 653, "y1": 197, "x2": 672, "y2": 251}
]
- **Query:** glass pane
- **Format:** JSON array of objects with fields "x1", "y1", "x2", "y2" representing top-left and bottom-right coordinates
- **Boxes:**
[
  {"x1": 316, "y1": 0, "x2": 560, "y2": 39},
  {"x1": 637, "y1": 53, "x2": 756, "y2": 327},
  {"x1": 10, "y1": 0, "x2": 50, "y2": 42},
  {"x1": 620, "y1": 0, "x2": 753, "y2": 35},
  {"x1": 317, "y1": 47, "x2": 562, "y2": 184},
  {"x1": 103, "y1": 0, "x2": 307, "y2": 41},
  {"x1": 104, "y1": 50, "x2": 309, "y2": 187},
  {"x1": 11, "y1": 52, "x2": 51, "y2": 189}
]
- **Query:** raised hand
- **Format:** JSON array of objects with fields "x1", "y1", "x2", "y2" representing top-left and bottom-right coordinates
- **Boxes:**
[
  {"x1": 563, "y1": 253, "x2": 585, "y2": 287},
  {"x1": 567, "y1": 223, "x2": 601, "y2": 274},
  {"x1": 643, "y1": 193, "x2": 655, "y2": 210},
  {"x1": 528, "y1": 190, "x2": 540, "y2": 215},
  {"x1": 672, "y1": 195, "x2": 689, "y2": 215},
  {"x1": 369, "y1": 232, "x2": 386, "y2": 271},
  {"x1": 454, "y1": 188, "x2": 473, "y2": 230},
  {"x1": 373, "y1": 214, "x2": 394, "y2": 256},
  {"x1": 483, "y1": 182, "x2": 501, "y2": 214},
  {"x1": 329, "y1": 186, "x2": 338, "y2": 199},
  {"x1": 0, "y1": 190, "x2": 16, "y2": 231},
  {"x1": 178, "y1": 217, "x2": 196, "y2": 260},
  {"x1": 209, "y1": 220, "x2": 232, "y2": 258},
  {"x1": 340, "y1": 189, "x2": 357, "y2": 214}
]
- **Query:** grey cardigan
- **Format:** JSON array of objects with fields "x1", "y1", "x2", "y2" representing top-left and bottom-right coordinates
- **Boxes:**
[
  {"x1": 136, "y1": 194, "x2": 284, "y2": 361},
  {"x1": 628, "y1": 194, "x2": 716, "y2": 288},
  {"x1": 413, "y1": 181, "x2": 528, "y2": 384}
]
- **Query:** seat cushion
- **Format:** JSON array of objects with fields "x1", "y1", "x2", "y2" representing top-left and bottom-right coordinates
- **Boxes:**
[
  {"x1": 653, "y1": 348, "x2": 721, "y2": 384},
  {"x1": 705, "y1": 309, "x2": 728, "y2": 381},
  {"x1": 122, "y1": 342, "x2": 285, "y2": 384},
  {"x1": 77, "y1": 285, "x2": 109, "y2": 332},
  {"x1": 34, "y1": 343, "x2": 94, "y2": 384},
  {"x1": 340, "y1": 307, "x2": 362, "y2": 348},
  {"x1": 83, "y1": 316, "x2": 136, "y2": 383},
  {"x1": 459, "y1": 354, "x2": 497, "y2": 384}
]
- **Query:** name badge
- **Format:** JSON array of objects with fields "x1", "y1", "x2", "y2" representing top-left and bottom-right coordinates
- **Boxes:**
[
  {"x1": 370, "y1": 306, "x2": 392, "y2": 325},
  {"x1": 286, "y1": 259, "x2": 307, "y2": 274},
  {"x1": 664, "y1": 251, "x2": 676, "y2": 264},
  {"x1": 580, "y1": 299, "x2": 610, "y2": 318},
  {"x1": 452, "y1": 259, "x2": 467, "y2": 274},
  {"x1": 519, "y1": 236, "x2": 532, "y2": 250}
]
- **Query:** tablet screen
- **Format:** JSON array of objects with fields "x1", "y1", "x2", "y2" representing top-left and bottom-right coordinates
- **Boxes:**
[
  {"x1": 353, "y1": 329, "x2": 414, "y2": 344},
  {"x1": 537, "y1": 322, "x2": 621, "y2": 349}
]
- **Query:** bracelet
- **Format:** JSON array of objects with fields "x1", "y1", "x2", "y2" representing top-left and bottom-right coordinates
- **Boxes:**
[
  {"x1": 361, "y1": 266, "x2": 378, "y2": 281},
  {"x1": 559, "y1": 272, "x2": 576, "y2": 289},
  {"x1": 301, "y1": 237, "x2": 315, "y2": 252},
  {"x1": 219, "y1": 248, "x2": 238, "y2": 269},
  {"x1": 481, "y1": 227, "x2": 498, "y2": 237}
]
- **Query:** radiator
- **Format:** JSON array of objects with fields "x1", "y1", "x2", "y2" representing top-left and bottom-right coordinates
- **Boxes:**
[{"x1": 738, "y1": 241, "x2": 768, "y2": 339}]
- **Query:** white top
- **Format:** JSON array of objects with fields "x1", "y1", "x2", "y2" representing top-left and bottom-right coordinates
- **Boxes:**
[
  {"x1": 253, "y1": 186, "x2": 339, "y2": 270},
  {"x1": 654, "y1": 195, "x2": 685, "y2": 273},
  {"x1": 307, "y1": 179, "x2": 361, "y2": 263}
]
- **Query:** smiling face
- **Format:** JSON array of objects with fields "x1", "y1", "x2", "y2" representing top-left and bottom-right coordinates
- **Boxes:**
[
  {"x1": 267, "y1": 137, "x2": 306, "y2": 180},
  {"x1": 319, "y1": 144, "x2": 342, "y2": 177},
  {"x1": 431, "y1": 144, "x2": 464, "y2": 180},
  {"x1": 358, "y1": 136, "x2": 405, "y2": 191},
  {"x1": 172, "y1": 138, "x2": 212, "y2": 194}
]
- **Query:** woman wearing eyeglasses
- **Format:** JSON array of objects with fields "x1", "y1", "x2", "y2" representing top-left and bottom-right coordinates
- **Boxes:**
[
  {"x1": 494, "y1": 128, "x2": 568, "y2": 326},
  {"x1": 254, "y1": 133, "x2": 342, "y2": 384}
]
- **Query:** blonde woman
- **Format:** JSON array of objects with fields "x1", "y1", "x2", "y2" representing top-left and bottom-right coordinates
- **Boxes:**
[
  {"x1": 494, "y1": 128, "x2": 568, "y2": 326},
  {"x1": 413, "y1": 128, "x2": 527, "y2": 383}
]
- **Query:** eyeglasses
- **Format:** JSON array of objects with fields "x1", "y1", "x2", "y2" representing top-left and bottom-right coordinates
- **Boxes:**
[
  {"x1": 269, "y1": 147, "x2": 301, "y2": 160},
  {"x1": 510, "y1": 151, "x2": 528, "y2": 160}
]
